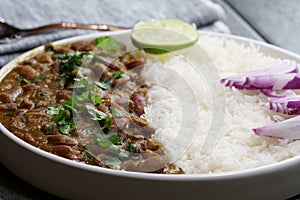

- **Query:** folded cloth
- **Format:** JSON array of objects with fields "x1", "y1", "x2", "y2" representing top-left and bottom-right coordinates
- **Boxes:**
[{"x1": 0, "y1": 0, "x2": 230, "y2": 66}]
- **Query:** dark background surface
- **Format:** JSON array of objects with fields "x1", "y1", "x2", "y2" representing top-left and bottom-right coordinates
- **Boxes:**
[
  {"x1": 216, "y1": 0, "x2": 300, "y2": 54},
  {"x1": 1, "y1": 0, "x2": 300, "y2": 199}
]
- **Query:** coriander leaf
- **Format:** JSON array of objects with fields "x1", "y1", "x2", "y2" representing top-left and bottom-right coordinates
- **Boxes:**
[
  {"x1": 104, "y1": 156, "x2": 121, "y2": 168},
  {"x1": 86, "y1": 83, "x2": 95, "y2": 91},
  {"x1": 16, "y1": 76, "x2": 29, "y2": 84},
  {"x1": 31, "y1": 74, "x2": 47, "y2": 83},
  {"x1": 86, "y1": 105, "x2": 107, "y2": 120},
  {"x1": 110, "y1": 107, "x2": 122, "y2": 118},
  {"x1": 126, "y1": 139, "x2": 137, "y2": 152},
  {"x1": 113, "y1": 70, "x2": 122, "y2": 79},
  {"x1": 95, "y1": 136, "x2": 112, "y2": 148},
  {"x1": 106, "y1": 131, "x2": 122, "y2": 145},
  {"x1": 71, "y1": 76, "x2": 89, "y2": 88},
  {"x1": 3, "y1": 113, "x2": 12, "y2": 117},
  {"x1": 127, "y1": 143, "x2": 137, "y2": 152},
  {"x1": 119, "y1": 149, "x2": 129, "y2": 158},
  {"x1": 120, "y1": 73, "x2": 130, "y2": 79},
  {"x1": 107, "y1": 145, "x2": 121, "y2": 155},
  {"x1": 84, "y1": 150, "x2": 96, "y2": 159},
  {"x1": 52, "y1": 109, "x2": 66, "y2": 123},
  {"x1": 95, "y1": 37, "x2": 123, "y2": 52},
  {"x1": 54, "y1": 52, "x2": 91, "y2": 80},
  {"x1": 90, "y1": 92, "x2": 102, "y2": 104},
  {"x1": 47, "y1": 100, "x2": 76, "y2": 135},
  {"x1": 95, "y1": 37, "x2": 109, "y2": 46},
  {"x1": 102, "y1": 117, "x2": 112, "y2": 129},
  {"x1": 95, "y1": 81, "x2": 110, "y2": 90},
  {"x1": 57, "y1": 117, "x2": 76, "y2": 134},
  {"x1": 58, "y1": 123, "x2": 72, "y2": 135},
  {"x1": 62, "y1": 98, "x2": 75, "y2": 112},
  {"x1": 106, "y1": 145, "x2": 129, "y2": 158},
  {"x1": 81, "y1": 91, "x2": 90, "y2": 101},
  {"x1": 47, "y1": 106, "x2": 60, "y2": 116}
]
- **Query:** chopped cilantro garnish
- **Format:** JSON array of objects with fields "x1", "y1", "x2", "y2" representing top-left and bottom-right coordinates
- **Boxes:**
[
  {"x1": 85, "y1": 105, "x2": 111, "y2": 128},
  {"x1": 31, "y1": 74, "x2": 47, "y2": 83},
  {"x1": 90, "y1": 92, "x2": 102, "y2": 104},
  {"x1": 118, "y1": 149, "x2": 130, "y2": 158},
  {"x1": 106, "y1": 131, "x2": 122, "y2": 145},
  {"x1": 95, "y1": 36, "x2": 123, "y2": 52},
  {"x1": 95, "y1": 81, "x2": 110, "y2": 90},
  {"x1": 58, "y1": 118, "x2": 74, "y2": 135},
  {"x1": 47, "y1": 106, "x2": 61, "y2": 117},
  {"x1": 102, "y1": 116, "x2": 112, "y2": 129},
  {"x1": 16, "y1": 74, "x2": 47, "y2": 84},
  {"x1": 113, "y1": 70, "x2": 123, "y2": 79},
  {"x1": 71, "y1": 76, "x2": 89, "y2": 88},
  {"x1": 95, "y1": 136, "x2": 112, "y2": 148},
  {"x1": 54, "y1": 52, "x2": 92, "y2": 86},
  {"x1": 47, "y1": 99, "x2": 76, "y2": 135},
  {"x1": 110, "y1": 107, "x2": 122, "y2": 118},
  {"x1": 71, "y1": 77, "x2": 103, "y2": 105},
  {"x1": 84, "y1": 150, "x2": 96, "y2": 159},
  {"x1": 87, "y1": 131, "x2": 125, "y2": 159},
  {"x1": 104, "y1": 156, "x2": 121, "y2": 168},
  {"x1": 113, "y1": 70, "x2": 129, "y2": 79},
  {"x1": 120, "y1": 73, "x2": 130, "y2": 79},
  {"x1": 16, "y1": 76, "x2": 29, "y2": 85},
  {"x1": 62, "y1": 98, "x2": 76, "y2": 112},
  {"x1": 126, "y1": 139, "x2": 137, "y2": 153},
  {"x1": 3, "y1": 113, "x2": 12, "y2": 117},
  {"x1": 127, "y1": 142, "x2": 137, "y2": 153},
  {"x1": 55, "y1": 52, "x2": 91, "y2": 73},
  {"x1": 107, "y1": 145, "x2": 129, "y2": 158},
  {"x1": 86, "y1": 105, "x2": 107, "y2": 120}
]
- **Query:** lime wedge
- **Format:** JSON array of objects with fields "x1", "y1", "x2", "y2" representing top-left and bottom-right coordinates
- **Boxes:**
[{"x1": 131, "y1": 19, "x2": 199, "y2": 54}]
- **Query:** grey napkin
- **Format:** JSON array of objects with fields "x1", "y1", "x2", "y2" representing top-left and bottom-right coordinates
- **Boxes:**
[{"x1": 0, "y1": 0, "x2": 230, "y2": 66}]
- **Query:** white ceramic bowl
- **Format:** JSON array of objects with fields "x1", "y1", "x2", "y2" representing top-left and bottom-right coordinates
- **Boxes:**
[{"x1": 1, "y1": 30, "x2": 300, "y2": 200}]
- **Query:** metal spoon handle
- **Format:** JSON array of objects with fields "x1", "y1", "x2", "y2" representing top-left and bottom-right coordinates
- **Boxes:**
[{"x1": 18, "y1": 22, "x2": 127, "y2": 37}]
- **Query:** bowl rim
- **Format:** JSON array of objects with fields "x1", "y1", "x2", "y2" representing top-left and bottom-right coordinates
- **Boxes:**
[{"x1": 1, "y1": 30, "x2": 300, "y2": 181}]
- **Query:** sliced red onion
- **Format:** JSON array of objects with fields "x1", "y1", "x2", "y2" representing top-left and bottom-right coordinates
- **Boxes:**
[
  {"x1": 253, "y1": 115, "x2": 300, "y2": 140},
  {"x1": 263, "y1": 95, "x2": 300, "y2": 115},
  {"x1": 221, "y1": 73, "x2": 300, "y2": 90},
  {"x1": 260, "y1": 90, "x2": 286, "y2": 98},
  {"x1": 221, "y1": 60, "x2": 299, "y2": 90},
  {"x1": 239, "y1": 60, "x2": 298, "y2": 75}
]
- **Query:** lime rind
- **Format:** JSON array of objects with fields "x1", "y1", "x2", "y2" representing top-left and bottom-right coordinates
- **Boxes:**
[{"x1": 131, "y1": 19, "x2": 199, "y2": 54}]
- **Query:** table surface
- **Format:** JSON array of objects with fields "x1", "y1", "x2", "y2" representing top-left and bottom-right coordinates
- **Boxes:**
[{"x1": 1, "y1": 0, "x2": 300, "y2": 199}]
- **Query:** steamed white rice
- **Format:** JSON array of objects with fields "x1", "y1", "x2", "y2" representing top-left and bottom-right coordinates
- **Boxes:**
[{"x1": 143, "y1": 35, "x2": 300, "y2": 174}]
